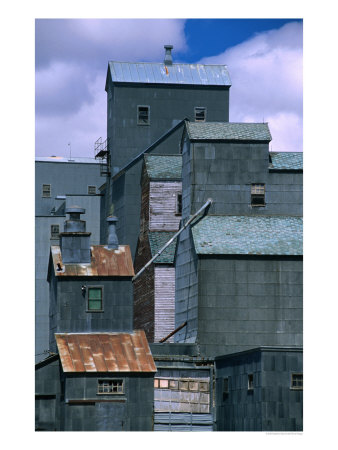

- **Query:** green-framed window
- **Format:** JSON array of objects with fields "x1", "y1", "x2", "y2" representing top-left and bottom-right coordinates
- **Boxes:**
[{"x1": 87, "y1": 287, "x2": 103, "y2": 311}]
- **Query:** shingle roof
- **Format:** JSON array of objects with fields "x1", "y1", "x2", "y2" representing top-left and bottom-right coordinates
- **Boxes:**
[
  {"x1": 108, "y1": 62, "x2": 231, "y2": 86},
  {"x1": 186, "y1": 122, "x2": 272, "y2": 141},
  {"x1": 148, "y1": 232, "x2": 178, "y2": 264},
  {"x1": 269, "y1": 152, "x2": 303, "y2": 170},
  {"x1": 144, "y1": 155, "x2": 182, "y2": 180},
  {"x1": 49, "y1": 245, "x2": 134, "y2": 277},
  {"x1": 192, "y1": 215, "x2": 302, "y2": 256},
  {"x1": 55, "y1": 331, "x2": 156, "y2": 373}
]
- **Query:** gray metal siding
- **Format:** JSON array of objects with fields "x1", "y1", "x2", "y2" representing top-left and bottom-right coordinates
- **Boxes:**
[{"x1": 197, "y1": 257, "x2": 303, "y2": 358}]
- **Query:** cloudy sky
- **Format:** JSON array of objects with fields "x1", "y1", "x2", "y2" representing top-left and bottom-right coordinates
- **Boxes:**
[{"x1": 35, "y1": 19, "x2": 302, "y2": 157}]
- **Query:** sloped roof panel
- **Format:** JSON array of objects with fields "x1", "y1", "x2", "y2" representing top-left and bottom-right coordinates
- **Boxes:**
[
  {"x1": 192, "y1": 215, "x2": 303, "y2": 256},
  {"x1": 269, "y1": 152, "x2": 303, "y2": 170},
  {"x1": 50, "y1": 245, "x2": 134, "y2": 277},
  {"x1": 186, "y1": 122, "x2": 272, "y2": 141},
  {"x1": 55, "y1": 331, "x2": 157, "y2": 373},
  {"x1": 148, "y1": 232, "x2": 178, "y2": 264},
  {"x1": 144, "y1": 155, "x2": 182, "y2": 180},
  {"x1": 108, "y1": 62, "x2": 231, "y2": 86}
]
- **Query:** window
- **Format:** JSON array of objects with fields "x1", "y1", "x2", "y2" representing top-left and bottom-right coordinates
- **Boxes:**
[
  {"x1": 50, "y1": 224, "x2": 60, "y2": 239},
  {"x1": 88, "y1": 185, "x2": 96, "y2": 195},
  {"x1": 87, "y1": 287, "x2": 103, "y2": 311},
  {"x1": 291, "y1": 373, "x2": 303, "y2": 390},
  {"x1": 223, "y1": 377, "x2": 229, "y2": 395},
  {"x1": 154, "y1": 378, "x2": 209, "y2": 392},
  {"x1": 195, "y1": 107, "x2": 206, "y2": 122},
  {"x1": 251, "y1": 183, "x2": 265, "y2": 206},
  {"x1": 137, "y1": 105, "x2": 150, "y2": 125},
  {"x1": 42, "y1": 184, "x2": 51, "y2": 197},
  {"x1": 176, "y1": 193, "x2": 182, "y2": 215},
  {"x1": 97, "y1": 379, "x2": 124, "y2": 394},
  {"x1": 248, "y1": 374, "x2": 254, "y2": 391}
]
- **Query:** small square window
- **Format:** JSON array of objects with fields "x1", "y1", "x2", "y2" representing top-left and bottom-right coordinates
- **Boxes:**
[
  {"x1": 248, "y1": 374, "x2": 254, "y2": 390},
  {"x1": 199, "y1": 381, "x2": 209, "y2": 392},
  {"x1": 176, "y1": 193, "x2": 182, "y2": 215},
  {"x1": 179, "y1": 380, "x2": 189, "y2": 391},
  {"x1": 169, "y1": 379, "x2": 179, "y2": 390},
  {"x1": 97, "y1": 379, "x2": 124, "y2": 394},
  {"x1": 87, "y1": 287, "x2": 103, "y2": 311},
  {"x1": 88, "y1": 185, "x2": 96, "y2": 195},
  {"x1": 159, "y1": 379, "x2": 169, "y2": 389},
  {"x1": 42, "y1": 184, "x2": 51, "y2": 198},
  {"x1": 251, "y1": 183, "x2": 265, "y2": 206},
  {"x1": 137, "y1": 105, "x2": 150, "y2": 125},
  {"x1": 189, "y1": 381, "x2": 199, "y2": 391},
  {"x1": 51, "y1": 224, "x2": 60, "y2": 239},
  {"x1": 195, "y1": 107, "x2": 206, "y2": 122},
  {"x1": 291, "y1": 373, "x2": 303, "y2": 390}
]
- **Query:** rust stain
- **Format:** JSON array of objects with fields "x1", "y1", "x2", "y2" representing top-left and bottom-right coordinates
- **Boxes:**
[
  {"x1": 55, "y1": 330, "x2": 155, "y2": 373},
  {"x1": 50, "y1": 245, "x2": 134, "y2": 278}
]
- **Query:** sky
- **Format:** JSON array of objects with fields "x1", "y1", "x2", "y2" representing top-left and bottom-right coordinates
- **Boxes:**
[{"x1": 35, "y1": 18, "x2": 303, "y2": 157}]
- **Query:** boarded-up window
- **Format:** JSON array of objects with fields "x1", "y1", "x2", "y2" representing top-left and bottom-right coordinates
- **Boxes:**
[{"x1": 251, "y1": 183, "x2": 265, "y2": 206}]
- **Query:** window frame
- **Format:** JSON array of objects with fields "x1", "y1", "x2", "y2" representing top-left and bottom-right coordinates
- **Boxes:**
[
  {"x1": 97, "y1": 379, "x2": 124, "y2": 395},
  {"x1": 194, "y1": 106, "x2": 206, "y2": 122},
  {"x1": 88, "y1": 185, "x2": 96, "y2": 195},
  {"x1": 176, "y1": 192, "x2": 182, "y2": 215},
  {"x1": 42, "y1": 184, "x2": 51, "y2": 198},
  {"x1": 251, "y1": 183, "x2": 266, "y2": 207},
  {"x1": 247, "y1": 373, "x2": 254, "y2": 391},
  {"x1": 86, "y1": 286, "x2": 104, "y2": 312},
  {"x1": 290, "y1": 373, "x2": 303, "y2": 390},
  {"x1": 137, "y1": 105, "x2": 150, "y2": 125},
  {"x1": 50, "y1": 224, "x2": 60, "y2": 239}
]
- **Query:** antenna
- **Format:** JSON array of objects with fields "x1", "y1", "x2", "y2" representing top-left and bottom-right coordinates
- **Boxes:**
[{"x1": 68, "y1": 142, "x2": 73, "y2": 161}]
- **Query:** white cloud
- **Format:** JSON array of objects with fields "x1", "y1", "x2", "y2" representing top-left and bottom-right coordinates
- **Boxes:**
[
  {"x1": 200, "y1": 22, "x2": 303, "y2": 152},
  {"x1": 35, "y1": 19, "x2": 188, "y2": 156}
]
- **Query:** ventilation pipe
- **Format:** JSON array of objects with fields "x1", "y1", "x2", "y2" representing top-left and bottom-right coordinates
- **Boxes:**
[{"x1": 164, "y1": 45, "x2": 173, "y2": 65}]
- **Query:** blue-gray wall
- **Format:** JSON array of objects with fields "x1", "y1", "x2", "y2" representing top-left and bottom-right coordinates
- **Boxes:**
[
  {"x1": 49, "y1": 277, "x2": 133, "y2": 353},
  {"x1": 107, "y1": 83, "x2": 230, "y2": 173},
  {"x1": 62, "y1": 373, "x2": 154, "y2": 431},
  {"x1": 215, "y1": 348, "x2": 303, "y2": 431},
  {"x1": 35, "y1": 160, "x2": 103, "y2": 362},
  {"x1": 182, "y1": 139, "x2": 302, "y2": 217}
]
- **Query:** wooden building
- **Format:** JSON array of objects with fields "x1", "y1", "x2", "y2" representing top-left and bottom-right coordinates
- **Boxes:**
[{"x1": 134, "y1": 155, "x2": 182, "y2": 342}]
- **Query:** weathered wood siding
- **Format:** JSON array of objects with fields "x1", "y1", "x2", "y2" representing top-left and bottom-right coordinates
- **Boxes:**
[
  {"x1": 149, "y1": 181, "x2": 182, "y2": 231},
  {"x1": 154, "y1": 266, "x2": 175, "y2": 342}
]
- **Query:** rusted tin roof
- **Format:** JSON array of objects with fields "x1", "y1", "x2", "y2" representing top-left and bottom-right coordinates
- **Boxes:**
[
  {"x1": 55, "y1": 331, "x2": 157, "y2": 373},
  {"x1": 50, "y1": 245, "x2": 134, "y2": 277}
]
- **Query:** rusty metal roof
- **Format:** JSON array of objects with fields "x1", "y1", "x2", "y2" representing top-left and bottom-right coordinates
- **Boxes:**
[
  {"x1": 55, "y1": 331, "x2": 157, "y2": 373},
  {"x1": 50, "y1": 245, "x2": 134, "y2": 277}
]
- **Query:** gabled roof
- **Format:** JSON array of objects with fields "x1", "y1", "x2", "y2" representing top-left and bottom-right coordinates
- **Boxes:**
[
  {"x1": 144, "y1": 155, "x2": 182, "y2": 180},
  {"x1": 55, "y1": 331, "x2": 156, "y2": 373},
  {"x1": 148, "y1": 232, "x2": 178, "y2": 264},
  {"x1": 186, "y1": 122, "x2": 272, "y2": 142},
  {"x1": 192, "y1": 215, "x2": 303, "y2": 256},
  {"x1": 107, "y1": 62, "x2": 231, "y2": 87},
  {"x1": 49, "y1": 245, "x2": 134, "y2": 278},
  {"x1": 269, "y1": 152, "x2": 303, "y2": 170}
]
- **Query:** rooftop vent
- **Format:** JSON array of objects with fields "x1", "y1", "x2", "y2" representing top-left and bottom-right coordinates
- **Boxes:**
[
  {"x1": 107, "y1": 216, "x2": 119, "y2": 250},
  {"x1": 164, "y1": 45, "x2": 173, "y2": 66},
  {"x1": 60, "y1": 206, "x2": 91, "y2": 263}
]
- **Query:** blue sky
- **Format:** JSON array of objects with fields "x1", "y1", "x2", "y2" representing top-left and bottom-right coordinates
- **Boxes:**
[{"x1": 35, "y1": 18, "x2": 303, "y2": 157}]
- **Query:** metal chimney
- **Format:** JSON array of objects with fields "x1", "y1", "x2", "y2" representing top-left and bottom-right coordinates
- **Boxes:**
[
  {"x1": 164, "y1": 45, "x2": 173, "y2": 65},
  {"x1": 107, "y1": 216, "x2": 119, "y2": 249},
  {"x1": 60, "y1": 206, "x2": 91, "y2": 263}
]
